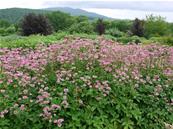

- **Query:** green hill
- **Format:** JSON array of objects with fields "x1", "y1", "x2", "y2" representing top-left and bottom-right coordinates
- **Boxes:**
[
  {"x1": 0, "y1": 7, "x2": 110, "y2": 23},
  {"x1": 45, "y1": 7, "x2": 109, "y2": 20},
  {"x1": 0, "y1": 8, "x2": 49, "y2": 23}
]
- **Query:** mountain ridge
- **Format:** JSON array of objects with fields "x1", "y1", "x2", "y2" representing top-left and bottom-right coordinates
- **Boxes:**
[{"x1": 0, "y1": 7, "x2": 111, "y2": 23}]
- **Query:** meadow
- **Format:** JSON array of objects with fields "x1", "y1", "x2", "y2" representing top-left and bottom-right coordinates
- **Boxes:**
[{"x1": 0, "y1": 35, "x2": 173, "y2": 129}]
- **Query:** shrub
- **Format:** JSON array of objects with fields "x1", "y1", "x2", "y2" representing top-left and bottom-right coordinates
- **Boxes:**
[
  {"x1": 0, "y1": 25, "x2": 16, "y2": 36},
  {"x1": 117, "y1": 36, "x2": 142, "y2": 44},
  {"x1": 144, "y1": 15, "x2": 170, "y2": 38},
  {"x1": 21, "y1": 13, "x2": 53, "y2": 36},
  {"x1": 131, "y1": 18, "x2": 144, "y2": 37},
  {"x1": 108, "y1": 20, "x2": 132, "y2": 32},
  {"x1": 68, "y1": 21, "x2": 94, "y2": 34},
  {"x1": 96, "y1": 19, "x2": 105, "y2": 35},
  {"x1": 150, "y1": 36, "x2": 173, "y2": 45},
  {"x1": 0, "y1": 28, "x2": 6, "y2": 36},
  {"x1": 0, "y1": 20, "x2": 10, "y2": 28},
  {"x1": 105, "y1": 28, "x2": 124, "y2": 37},
  {"x1": 6, "y1": 25, "x2": 16, "y2": 34}
]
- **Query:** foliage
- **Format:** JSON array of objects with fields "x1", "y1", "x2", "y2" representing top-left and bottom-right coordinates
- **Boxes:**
[
  {"x1": 96, "y1": 19, "x2": 105, "y2": 35},
  {"x1": 117, "y1": 36, "x2": 143, "y2": 44},
  {"x1": 144, "y1": 15, "x2": 170, "y2": 38},
  {"x1": 0, "y1": 38, "x2": 173, "y2": 129},
  {"x1": 131, "y1": 18, "x2": 144, "y2": 37},
  {"x1": 68, "y1": 21, "x2": 94, "y2": 34},
  {"x1": 0, "y1": 20, "x2": 11, "y2": 28},
  {"x1": 0, "y1": 19, "x2": 16, "y2": 36},
  {"x1": 0, "y1": 32, "x2": 102, "y2": 48},
  {"x1": 105, "y1": 27, "x2": 124, "y2": 37},
  {"x1": 47, "y1": 11, "x2": 75, "y2": 32},
  {"x1": 0, "y1": 32, "x2": 68, "y2": 48},
  {"x1": 21, "y1": 13, "x2": 53, "y2": 36},
  {"x1": 0, "y1": 25, "x2": 16, "y2": 36},
  {"x1": 74, "y1": 15, "x2": 89, "y2": 23},
  {"x1": 150, "y1": 36, "x2": 173, "y2": 46},
  {"x1": 106, "y1": 20, "x2": 133, "y2": 32},
  {"x1": 169, "y1": 23, "x2": 173, "y2": 34}
]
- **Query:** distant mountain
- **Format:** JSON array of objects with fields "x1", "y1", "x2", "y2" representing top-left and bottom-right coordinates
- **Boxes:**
[
  {"x1": 0, "y1": 7, "x2": 110, "y2": 23},
  {"x1": 45, "y1": 7, "x2": 110, "y2": 20},
  {"x1": 0, "y1": 8, "x2": 49, "y2": 23}
]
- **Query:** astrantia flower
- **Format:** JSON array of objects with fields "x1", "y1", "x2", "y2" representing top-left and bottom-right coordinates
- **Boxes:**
[
  {"x1": 51, "y1": 104, "x2": 61, "y2": 110},
  {"x1": 54, "y1": 118, "x2": 64, "y2": 127},
  {"x1": 20, "y1": 105, "x2": 25, "y2": 111}
]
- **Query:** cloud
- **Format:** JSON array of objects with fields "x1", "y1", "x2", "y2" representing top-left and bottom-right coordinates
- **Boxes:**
[
  {"x1": 84, "y1": 8, "x2": 173, "y2": 22},
  {"x1": 1, "y1": 0, "x2": 173, "y2": 12},
  {"x1": 0, "y1": 0, "x2": 173, "y2": 22},
  {"x1": 0, "y1": 0, "x2": 48, "y2": 9},
  {"x1": 43, "y1": 1, "x2": 173, "y2": 12}
]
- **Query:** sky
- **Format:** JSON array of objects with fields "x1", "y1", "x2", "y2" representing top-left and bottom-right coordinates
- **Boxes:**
[{"x1": 0, "y1": 0, "x2": 173, "y2": 22}]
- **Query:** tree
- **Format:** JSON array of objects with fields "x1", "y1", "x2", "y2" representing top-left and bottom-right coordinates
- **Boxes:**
[
  {"x1": 169, "y1": 23, "x2": 173, "y2": 34},
  {"x1": 107, "y1": 20, "x2": 132, "y2": 32},
  {"x1": 96, "y1": 19, "x2": 105, "y2": 35},
  {"x1": 69, "y1": 21, "x2": 94, "y2": 34},
  {"x1": 47, "y1": 11, "x2": 75, "y2": 32},
  {"x1": 144, "y1": 15, "x2": 169, "y2": 38},
  {"x1": 74, "y1": 16, "x2": 89, "y2": 23},
  {"x1": 21, "y1": 13, "x2": 53, "y2": 36},
  {"x1": 131, "y1": 18, "x2": 144, "y2": 37},
  {"x1": 105, "y1": 28, "x2": 124, "y2": 37}
]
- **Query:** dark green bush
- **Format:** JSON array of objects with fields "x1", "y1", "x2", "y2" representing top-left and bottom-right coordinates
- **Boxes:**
[
  {"x1": 131, "y1": 18, "x2": 144, "y2": 37},
  {"x1": 96, "y1": 19, "x2": 105, "y2": 35},
  {"x1": 21, "y1": 13, "x2": 53, "y2": 36}
]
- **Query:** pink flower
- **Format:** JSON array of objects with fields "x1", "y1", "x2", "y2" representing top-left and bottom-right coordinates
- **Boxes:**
[
  {"x1": 54, "y1": 118, "x2": 64, "y2": 127},
  {"x1": 51, "y1": 104, "x2": 61, "y2": 110},
  {"x1": 22, "y1": 96, "x2": 28, "y2": 99},
  {"x1": 63, "y1": 88, "x2": 69, "y2": 94},
  {"x1": 164, "y1": 68, "x2": 173, "y2": 76},
  {"x1": 20, "y1": 105, "x2": 25, "y2": 111},
  {"x1": 54, "y1": 119, "x2": 58, "y2": 124}
]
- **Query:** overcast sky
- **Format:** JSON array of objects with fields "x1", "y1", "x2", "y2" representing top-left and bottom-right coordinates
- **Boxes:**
[{"x1": 1, "y1": 0, "x2": 173, "y2": 22}]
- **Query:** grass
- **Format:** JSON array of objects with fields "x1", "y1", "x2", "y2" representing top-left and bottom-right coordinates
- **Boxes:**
[{"x1": 0, "y1": 32, "x2": 118, "y2": 48}]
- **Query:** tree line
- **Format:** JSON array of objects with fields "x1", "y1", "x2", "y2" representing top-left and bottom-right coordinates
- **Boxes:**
[{"x1": 0, "y1": 11, "x2": 173, "y2": 39}]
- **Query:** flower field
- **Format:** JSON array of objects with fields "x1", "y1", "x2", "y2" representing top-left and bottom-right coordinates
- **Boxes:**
[{"x1": 0, "y1": 37, "x2": 173, "y2": 129}]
